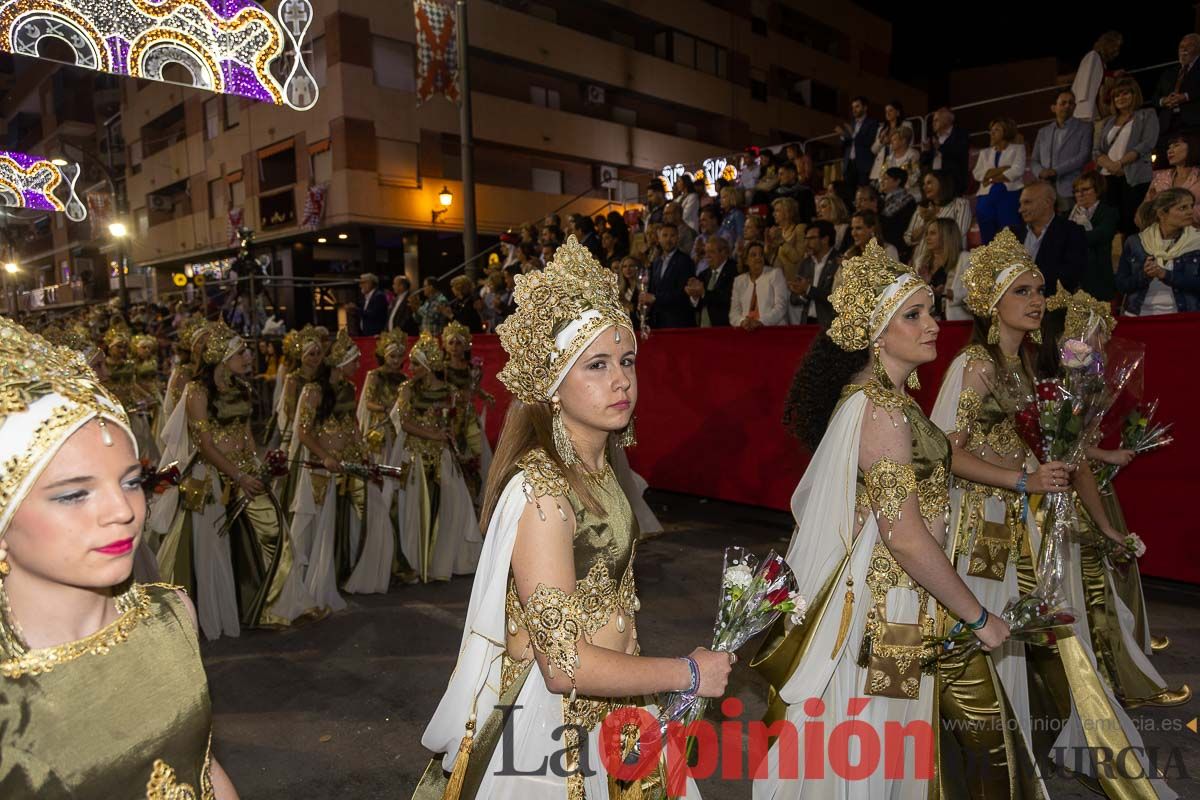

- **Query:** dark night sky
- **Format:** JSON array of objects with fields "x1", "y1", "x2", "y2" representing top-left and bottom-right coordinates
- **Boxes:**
[{"x1": 855, "y1": 2, "x2": 1196, "y2": 102}]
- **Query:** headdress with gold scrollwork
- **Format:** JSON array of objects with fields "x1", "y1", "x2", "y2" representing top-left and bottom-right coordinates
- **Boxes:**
[
  {"x1": 496, "y1": 235, "x2": 634, "y2": 404},
  {"x1": 281, "y1": 329, "x2": 300, "y2": 362},
  {"x1": 202, "y1": 321, "x2": 245, "y2": 366},
  {"x1": 409, "y1": 331, "x2": 446, "y2": 373},
  {"x1": 441, "y1": 321, "x2": 471, "y2": 349},
  {"x1": 1045, "y1": 285, "x2": 1116, "y2": 341},
  {"x1": 294, "y1": 325, "x2": 325, "y2": 358},
  {"x1": 132, "y1": 334, "x2": 157, "y2": 354},
  {"x1": 103, "y1": 326, "x2": 131, "y2": 350},
  {"x1": 0, "y1": 316, "x2": 135, "y2": 539},
  {"x1": 376, "y1": 329, "x2": 408, "y2": 360},
  {"x1": 962, "y1": 229, "x2": 1043, "y2": 317},
  {"x1": 324, "y1": 328, "x2": 360, "y2": 368},
  {"x1": 828, "y1": 239, "x2": 931, "y2": 352}
]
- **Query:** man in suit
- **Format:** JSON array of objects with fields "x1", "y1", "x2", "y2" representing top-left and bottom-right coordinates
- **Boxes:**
[
  {"x1": 1018, "y1": 182, "x2": 1087, "y2": 294},
  {"x1": 572, "y1": 214, "x2": 604, "y2": 262},
  {"x1": 836, "y1": 96, "x2": 879, "y2": 187},
  {"x1": 788, "y1": 220, "x2": 840, "y2": 327},
  {"x1": 662, "y1": 201, "x2": 696, "y2": 258},
  {"x1": 356, "y1": 273, "x2": 389, "y2": 335},
  {"x1": 642, "y1": 222, "x2": 696, "y2": 328},
  {"x1": 920, "y1": 107, "x2": 970, "y2": 197},
  {"x1": 1153, "y1": 34, "x2": 1200, "y2": 150},
  {"x1": 387, "y1": 275, "x2": 418, "y2": 334},
  {"x1": 1031, "y1": 91, "x2": 1093, "y2": 211},
  {"x1": 686, "y1": 236, "x2": 736, "y2": 327}
]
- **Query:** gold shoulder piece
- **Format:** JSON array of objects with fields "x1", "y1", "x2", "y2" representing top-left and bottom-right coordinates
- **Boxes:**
[
  {"x1": 518, "y1": 448, "x2": 570, "y2": 499},
  {"x1": 961, "y1": 345, "x2": 993, "y2": 367},
  {"x1": 864, "y1": 457, "x2": 917, "y2": 524},
  {"x1": 953, "y1": 387, "x2": 983, "y2": 434}
]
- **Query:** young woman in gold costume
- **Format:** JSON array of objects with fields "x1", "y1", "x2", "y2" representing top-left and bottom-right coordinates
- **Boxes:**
[
  {"x1": 418, "y1": 236, "x2": 728, "y2": 800},
  {"x1": 0, "y1": 316, "x2": 238, "y2": 797},
  {"x1": 441, "y1": 320, "x2": 493, "y2": 504}
]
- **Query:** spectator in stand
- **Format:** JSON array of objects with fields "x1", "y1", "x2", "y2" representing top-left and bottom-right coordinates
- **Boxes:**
[
  {"x1": 1072, "y1": 31, "x2": 1123, "y2": 122},
  {"x1": 445, "y1": 275, "x2": 484, "y2": 333},
  {"x1": 718, "y1": 185, "x2": 746, "y2": 245},
  {"x1": 646, "y1": 178, "x2": 668, "y2": 225},
  {"x1": 480, "y1": 272, "x2": 512, "y2": 331},
  {"x1": 905, "y1": 169, "x2": 972, "y2": 266},
  {"x1": 571, "y1": 214, "x2": 604, "y2": 262},
  {"x1": 872, "y1": 127, "x2": 921, "y2": 199},
  {"x1": 794, "y1": 145, "x2": 819, "y2": 192},
  {"x1": 730, "y1": 241, "x2": 788, "y2": 329},
  {"x1": 917, "y1": 218, "x2": 966, "y2": 319},
  {"x1": 738, "y1": 213, "x2": 765, "y2": 263},
  {"x1": 790, "y1": 220, "x2": 840, "y2": 327},
  {"x1": 1031, "y1": 90, "x2": 1093, "y2": 211},
  {"x1": 600, "y1": 229, "x2": 620, "y2": 269},
  {"x1": 1153, "y1": 34, "x2": 1200, "y2": 151},
  {"x1": 766, "y1": 196, "x2": 805, "y2": 284},
  {"x1": 771, "y1": 161, "x2": 818, "y2": 224},
  {"x1": 662, "y1": 201, "x2": 696, "y2": 258},
  {"x1": 539, "y1": 241, "x2": 557, "y2": 267},
  {"x1": 855, "y1": 184, "x2": 880, "y2": 214},
  {"x1": 973, "y1": 117, "x2": 1026, "y2": 244},
  {"x1": 1019, "y1": 181, "x2": 1087, "y2": 293},
  {"x1": 387, "y1": 275, "x2": 418, "y2": 334},
  {"x1": 514, "y1": 241, "x2": 539, "y2": 274},
  {"x1": 637, "y1": 221, "x2": 662, "y2": 265},
  {"x1": 687, "y1": 236, "x2": 737, "y2": 327},
  {"x1": 816, "y1": 193, "x2": 852, "y2": 253},
  {"x1": 1097, "y1": 77, "x2": 1160, "y2": 236},
  {"x1": 643, "y1": 221, "x2": 696, "y2": 328},
  {"x1": 869, "y1": 100, "x2": 912, "y2": 183},
  {"x1": 417, "y1": 278, "x2": 450, "y2": 336},
  {"x1": 1146, "y1": 133, "x2": 1200, "y2": 226},
  {"x1": 738, "y1": 147, "x2": 764, "y2": 204},
  {"x1": 1068, "y1": 172, "x2": 1121, "y2": 301},
  {"x1": 674, "y1": 173, "x2": 702, "y2": 234},
  {"x1": 845, "y1": 210, "x2": 899, "y2": 261},
  {"x1": 617, "y1": 257, "x2": 643, "y2": 328},
  {"x1": 880, "y1": 167, "x2": 917, "y2": 260},
  {"x1": 606, "y1": 210, "x2": 631, "y2": 256},
  {"x1": 920, "y1": 107, "x2": 971, "y2": 198},
  {"x1": 543, "y1": 213, "x2": 561, "y2": 230},
  {"x1": 1116, "y1": 187, "x2": 1200, "y2": 315},
  {"x1": 539, "y1": 224, "x2": 563, "y2": 248},
  {"x1": 356, "y1": 273, "x2": 389, "y2": 336},
  {"x1": 692, "y1": 205, "x2": 721, "y2": 274},
  {"x1": 836, "y1": 95, "x2": 880, "y2": 187}
]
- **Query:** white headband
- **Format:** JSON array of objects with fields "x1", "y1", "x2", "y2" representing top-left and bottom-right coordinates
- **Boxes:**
[
  {"x1": 869, "y1": 273, "x2": 931, "y2": 341},
  {"x1": 547, "y1": 309, "x2": 636, "y2": 397},
  {"x1": 222, "y1": 335, "x2": 245, "y2": 363},
  {"x1": 336, "y1": 344, "x2": 361, "y2": 368}
]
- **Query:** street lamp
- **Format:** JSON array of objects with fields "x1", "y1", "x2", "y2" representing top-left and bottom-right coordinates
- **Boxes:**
[
  {"x1": 3, "y1": 262, "x2": 17, "y2": 274},
  {"x1": 109, "y1": 222, "x2": 129, "y2": 311},
  {"x1": 432, "y1": 186, "x2": 453, "y2": 224},
  {"x1": 51, "y1": 157, "x2": 68, "y2": 167},
  {"x1": 109, "y1": 222, "x2": 128, "y2": 238}
]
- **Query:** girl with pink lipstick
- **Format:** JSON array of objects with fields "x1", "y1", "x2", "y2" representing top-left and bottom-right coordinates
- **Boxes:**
[{"x1": 0, "y1": 316, "x2": 238, "y2": 798}]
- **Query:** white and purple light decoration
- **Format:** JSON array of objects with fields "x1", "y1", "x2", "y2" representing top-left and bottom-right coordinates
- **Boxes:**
[
  {"x1": 0, "y1": 150, "x2": 86, "y2": 221},
  {"x1": 0, "y1": 0, "x2": 317, "y2": 110}
]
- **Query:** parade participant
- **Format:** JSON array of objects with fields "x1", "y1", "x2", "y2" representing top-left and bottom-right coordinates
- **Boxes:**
[
  {"x1": 133, "y1": 333, "x2": 163, "y2": 462},
  {"x1": 756, "y1": 240, "x2": 1038, "y2": 799},
  {"x1": 441, "y1": 321, "x2": 491, "y2": 502},
  {"x1": 392, "y1": 332, "x2": 481, "y2": 583},
  {"x1": 0, "y1": 316, "x2": 238, "y2": 797},
  {"x1": 102, "y1": 326, "x2": 157, "y2": 459},
  {"x1": 929, "y1": 230, "x2": 1177, "y2": 798},
  {"x1": 417, "y1": 236, "x2": 721, "y2": 800},
  {"x1": 277, "y1": 325, "x2": 327, "y2": 505}
]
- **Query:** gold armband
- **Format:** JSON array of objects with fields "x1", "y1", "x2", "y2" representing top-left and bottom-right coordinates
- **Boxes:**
[
  {"x1": 523, "y1": 583, "x2": 585, "y2": 683},
  {"x1": 864, "y1": 457, "x2": 917, "y2": 524},
  {"x1": 953, "y1": 387, "x2": 982, "y2": 435}
]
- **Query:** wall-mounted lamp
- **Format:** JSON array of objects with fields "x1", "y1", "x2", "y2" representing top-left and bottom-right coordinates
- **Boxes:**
[{"x1": 432, "y1": 185, "x2": 453, "y2": 224}]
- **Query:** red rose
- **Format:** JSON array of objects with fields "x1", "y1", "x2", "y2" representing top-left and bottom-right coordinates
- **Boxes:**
[
  {"x1": 763, "y1": 559, "x2": 781, "y2": 583},
  {"x1": 766, "y1": 588, "x2": 791, "y2": 607}
]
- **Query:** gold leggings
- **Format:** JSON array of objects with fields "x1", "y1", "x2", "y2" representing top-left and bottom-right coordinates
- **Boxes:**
[{"x1": 939, "y1": 643, "x2": 1012, "y2": 798}]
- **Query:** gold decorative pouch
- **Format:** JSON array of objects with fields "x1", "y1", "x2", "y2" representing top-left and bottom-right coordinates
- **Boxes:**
[
  {"x1": 967, "y1": 520, "x2": 1011, "y2": 581},
  {"x1": 311, "y1": 474, "x2": 330, "y2": 506},
  {"x1": 864, "y1": 616, "x2": 926, "y2": 700},
  {"x1": 179, "y1": 477, "x2": 210, "y2": 512}
]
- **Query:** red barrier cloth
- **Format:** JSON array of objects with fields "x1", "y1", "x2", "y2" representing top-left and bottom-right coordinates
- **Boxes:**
[{"x1": 354, "y1": 315, "x2": 1199, "y2": 585}]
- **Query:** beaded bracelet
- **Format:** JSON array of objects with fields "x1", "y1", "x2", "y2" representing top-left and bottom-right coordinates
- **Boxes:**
[{"x1": 680, "y1": 656, "x2": 700, "y2": 695}]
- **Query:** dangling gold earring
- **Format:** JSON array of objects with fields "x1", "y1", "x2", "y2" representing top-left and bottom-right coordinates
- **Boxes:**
[
  {"x1": 1030, "y1": 327, "x2": 1043, "y2": 345},
  {"x1": 906, "y1": 370, "x2": 921, "y2": 391},
  {"x1": 0, "y1": 546, "x2": 10, "y2": 578},
  {"x1": 872, "y1": 341, "x2": 892, "y2": 388},
  {"x1": 618, "y1": 415, "x2": 637, "y2": 448},
  {"x1": 987, "y1": 310, "x2": 1001, "y2": 345},
  {"x1": 551, "y1": 397, "x2": 579, "y2": 466}
]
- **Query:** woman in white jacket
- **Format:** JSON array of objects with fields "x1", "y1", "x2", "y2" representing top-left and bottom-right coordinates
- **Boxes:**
[
  {"x1": 731, "y1": 241, "x2": 790, "y2": 328},
  {"x1": 972, "y1": 117, "x2": 1026, "y2": 244}
]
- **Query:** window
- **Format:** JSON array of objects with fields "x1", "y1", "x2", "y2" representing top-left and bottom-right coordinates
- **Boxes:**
[
  {"x1": 223, "y1": 94, "x2": 239, "y2": 129},
  {"x1": 751, "y1": 69, "x2": 768, "y2": 102},
  {"x1": 203, "y1": 98, "x2": 220, "y2": 140},
  {"x1": 140, "y1": 104, "x2": 185, "y2": 157},
  {"x1": 379, "y1": 139, "x2": 418, "y2": 183},
  {"x1": 531, "y1": 167, "x2": 563, "y2": 195},
  {"x1": 671, "y1": 32, "x2": 695, "y2": 68},
  {"x1": 654, "y1": 29, "x2": 728, "y2": 78},
  {"x1": 529, "y1": 86, "x2": 560, "y2": 110},
  {"x1": 311, "y1": 146, "x2": 332, "y2": 184},
  {"x1": 751, "y1": 0, "x2": 768, "y2": 35},
  {"x1": 136, "y1": 207, "x2": 149, "y2": 235},
  {"x1": 611, "y1": 106, "x2": 637, "y2": 126},
  {"x1": 372, "y1": 36, "x2": 415, "y2": 91},
  {"x1": 230, "y1": 178, "x2": 246, "y2": 208},
  {"x1": 208, "y1": 178, "x2": 227, "y2": 219},
  {"x1": 610, "y1": 30, "x2": 635, "y2": 49},
  {"x1": 259, "y1": 142, "x2": 297, "y2": 192},
  {"x1": 146, "y1": 179, "x2": 191, "y2": 227}
]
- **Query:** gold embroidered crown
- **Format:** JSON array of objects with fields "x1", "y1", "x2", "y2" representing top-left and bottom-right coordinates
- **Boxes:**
[
  {"x1": 376, "y1": 328, "x2": 408, "y2": 359},
  {"x1": 962, "y1": 229, "x2": 1042, "y2": 317},
  {"x1": 1046, "y1": 285, "x2": 1115, "y2": 340},
  {"x1": 442, "y1": 320, "x2": 471, "y2": 347},
  {"x1": 202, "y1": 321, "x2": 242, "y2": 365},
  {"x1": 496, "y1": 235, "x2": 630, "y2": 403},
  {"x1": 325, "y1": 328, "x2": 359, "y2": 367},
  {"x1": 294, "y1": 325, "x2": 325, "y2": 358},
  {"x1": 828, "y1": 239, "x2": 926, "y2": 352},
  {"x1": 409, "y1": 331, "x2": 445, "y2": 371}
]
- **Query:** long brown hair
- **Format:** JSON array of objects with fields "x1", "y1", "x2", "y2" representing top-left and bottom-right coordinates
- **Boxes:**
[
  {"x1": 964, "y1": 315, "x2": 1037, "y2": 388},
  {"x1": 479, "y1": 400, "x2": 602, "y2": 533}
]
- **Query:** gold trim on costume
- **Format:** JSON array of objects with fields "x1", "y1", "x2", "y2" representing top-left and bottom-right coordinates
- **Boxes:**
[{"x1": 863, "y1": 457, "x2": 917, "y2": 523}]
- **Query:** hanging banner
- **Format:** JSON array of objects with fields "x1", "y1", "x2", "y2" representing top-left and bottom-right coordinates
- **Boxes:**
[
  {"x1": 86, "y1": 190, "x2": 112, "y2": 231},
  {"x1": 227, "y1": 206, "x2": 244, "y2": 245},
  {"x1": 413, "y1": 0, "x2": 459, "y2": 105},
  {"x1": 0, "y1": 150, "x2": 86, "y2": 220},
  {"x1": 0, "y1": 0, "x2": 318, "y2": 109},
  {"x1": 301, "y1": 182, "x2": 326, "y2": 229}
]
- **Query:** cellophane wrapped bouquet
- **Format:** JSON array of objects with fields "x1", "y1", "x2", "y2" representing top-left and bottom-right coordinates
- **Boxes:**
[{"x1": 1095, "y1": 401, "x2": 1173, "y2": 490}]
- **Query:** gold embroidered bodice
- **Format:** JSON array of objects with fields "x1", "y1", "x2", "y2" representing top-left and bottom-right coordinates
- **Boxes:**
[
  {"x1": 0, "y1": 583, "x2": 215, "y2": 798},
  {"x1": 953, "y1": 345, "x2": 1030, "y2": 468},
  {"x1": 104, "y1": 357, "x2": 140, "y2": 408},
  {"x1": 165, "y1": 363, "x2": 194, "y2": 413},
  {"x1": 187, "y1": 381, "x2": 258, "y2": 475},
  {"x1": 135, "y1": 357, "x2": 160, "y2": 386},
  {"x1": 395, "y1": 377, "x2": 455, "y2": 466},
  {"x1": 300, "y1": 378, "x2": 365, "y2": 463}
]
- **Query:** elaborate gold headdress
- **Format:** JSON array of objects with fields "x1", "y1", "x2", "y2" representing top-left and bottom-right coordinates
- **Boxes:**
[
  {"x1": 376, "y1": 328, "x2": 408, "y2": 360},
  {"x1": 828, "y1": 239, "x2": 930, "y2": 352},
  {"x1": 442, "y1": 321, "x2": 471, "y2": 348},
  {"x1": 962, "y1": 229, "x2": 1043, "y2": 317},
  {"x1": 0, "y1": 316, "x2": 134, "y2": 538},
  {"x1": 324, "y1": 328, "x2": 360, "y2": 368},
  {"x1": 132, "y1": 334, "x2": 157, "y2": 353},
  {"x1": 409, "y1": 331, "x2": 446, "y2": 372},
  {"x1": 1045, "y1": 285, "x2": 1116, "y2": 341},
  {"x1": 281, "y1": 329, "x2": 300, "y2": 361},
  {"x1": 496, "y1": 235, "x2": 633, "y2": 404},
  {"x1": 103, "y1": 326, "x2": 131, "y2": 350},
  {"x1": 202, "y1": 321, "x2": 245, "y2": 366},
  {"x1": 295, "y1": 324, "x2": 325, "y2": 358}
]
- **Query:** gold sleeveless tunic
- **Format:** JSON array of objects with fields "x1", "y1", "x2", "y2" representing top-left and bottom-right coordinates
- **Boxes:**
[{"x1": 0, "y1": 583, "x2": 214, "y2": 798}]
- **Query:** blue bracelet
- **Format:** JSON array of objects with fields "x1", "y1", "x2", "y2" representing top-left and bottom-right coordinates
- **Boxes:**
[
  {"x1": 681, "y1": 656, "x2": 700, "y2": 695},
  {"x1": 966, "y1": 607, "x2": 989, "y2": 631},
  {"x1": 1014, "y1": 469, "x2": 1029, "y2": 495}
]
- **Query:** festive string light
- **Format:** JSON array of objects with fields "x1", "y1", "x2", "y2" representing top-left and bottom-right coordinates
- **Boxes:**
[
  {"x1": 0, "y1": 150, "x2": 86, "y2": 221},
  {"x1": 0, "y1": 0, "x2": 318, "y2": 109}
]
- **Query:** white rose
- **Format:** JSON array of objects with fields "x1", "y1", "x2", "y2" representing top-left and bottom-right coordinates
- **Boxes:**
[{"x1": 723, "y1": 564, "x2": 754, "y2": 590}]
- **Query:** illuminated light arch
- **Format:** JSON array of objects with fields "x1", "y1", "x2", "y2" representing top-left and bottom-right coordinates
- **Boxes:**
[
  {"x1": 0, "y1": 0, "x2": 315, "y2": 109},
  {"x1": 0, "y1": 151, "x2": 87, "y2": 221}
]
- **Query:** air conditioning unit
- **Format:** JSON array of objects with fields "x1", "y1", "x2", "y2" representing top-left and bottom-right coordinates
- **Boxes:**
[
  {"x1": 586, "y1": 84, "x2": 606, "y2": 105},
  {"x1": 596, "y1": 164, "x2": 619, "y2": 189},
  {"x1": 147, "y1": 194, "x2": 173, "y2": 212}
]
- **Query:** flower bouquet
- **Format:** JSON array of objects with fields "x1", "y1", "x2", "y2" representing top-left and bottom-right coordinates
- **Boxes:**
[
  {"x1": 1095, "y1": 402, "x2": 1173, "y2": 490},
  {"x1": 924, "y1": 589, "x2": 1077, "y2": 669},
  {"x1": 215, "y1": 449, "x2": 291, "y2": 538},
  {"x1": 141, "y1": 459, "x2": 181, "y2": 496}
]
